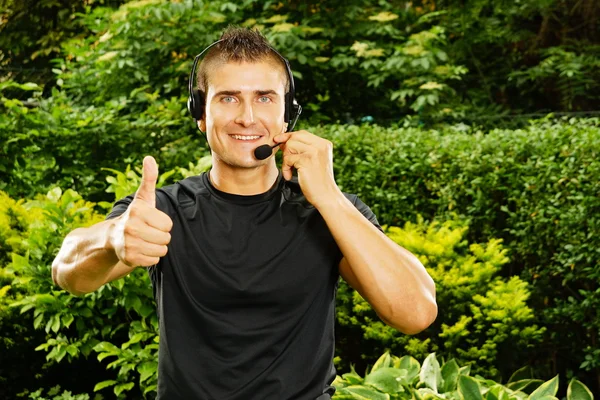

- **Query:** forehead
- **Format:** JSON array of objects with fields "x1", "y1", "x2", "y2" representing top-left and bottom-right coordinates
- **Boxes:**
[{"x1": 206, "y1": 60, "x2": 287, "y2": 95}]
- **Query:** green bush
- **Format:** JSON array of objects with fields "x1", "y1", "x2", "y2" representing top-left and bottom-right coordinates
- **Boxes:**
[
  {"x1": 335, "y1": 216, "x2": 544, "y2": 380},
  {"x1": 0, "y1": 188, "x2": 155, "y2": 398},
  {"x1": 333, "y1": 351, "x2": 594, "y2": 400},
  {"x1": 320, "y1": 118, "x2": 600, "y2": 389}
]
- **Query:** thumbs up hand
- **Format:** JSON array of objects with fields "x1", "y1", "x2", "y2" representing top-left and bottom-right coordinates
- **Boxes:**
[
  {"x1": 110, "y1": 156, "x2": 173, "y2": 268},
  {"x1": 135, "y1": 156, "x2": 158, "y2": 207}
]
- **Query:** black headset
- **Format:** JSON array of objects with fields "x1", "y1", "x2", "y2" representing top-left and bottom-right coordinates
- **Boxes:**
[{"x1": 187, "y1": 39, "x2": 302, "y2": 132}]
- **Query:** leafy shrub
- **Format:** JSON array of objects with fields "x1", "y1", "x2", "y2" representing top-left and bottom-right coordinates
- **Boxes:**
[
  {"x1": 319, "y1": 118, "x2": 600, "y2": 388},
  {"x1": 333, "y1": 351, "x2": 594, "y2": 400},
  {"x1": 26, "y1": 385, "x2": 92, "y2": 400},
  {"x1": 336, "y1": 216, "x2": 544, "y2": 380},
  {"x1": 0, "y1": 188, "x2": 155, "y2": 398}
]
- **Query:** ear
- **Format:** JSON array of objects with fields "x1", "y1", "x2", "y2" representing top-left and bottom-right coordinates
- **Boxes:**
[{"x1": 198, "y1": 119, "x2": 206, "y2": 132}]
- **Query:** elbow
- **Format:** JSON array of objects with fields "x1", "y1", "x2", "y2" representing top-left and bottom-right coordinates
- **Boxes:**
[
  {"x1": 381, "y1": 298, "x2": 438, "y2": 335},
  {"x1": 52, "y1": 256, "x2": 90, "y2": 297}
]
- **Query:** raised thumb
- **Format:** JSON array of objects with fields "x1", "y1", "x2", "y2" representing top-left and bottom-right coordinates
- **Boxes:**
[{"x1": 135, "y1": 156, "x2": 158, "y2": 207}]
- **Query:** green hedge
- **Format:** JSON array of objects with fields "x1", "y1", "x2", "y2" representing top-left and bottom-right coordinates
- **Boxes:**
[{"x1": 318, "y1": 118, "x2": 600, "y2": 389}]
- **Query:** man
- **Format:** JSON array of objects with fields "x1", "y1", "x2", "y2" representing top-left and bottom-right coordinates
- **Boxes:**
[{"x1": 52, "y1": 27, "x2": 437, "y2": 399}]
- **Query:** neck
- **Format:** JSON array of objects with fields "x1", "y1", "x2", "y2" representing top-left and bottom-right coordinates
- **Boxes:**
[{"x1": 209, "y1": 159, "x2": 280, "y2": 195}]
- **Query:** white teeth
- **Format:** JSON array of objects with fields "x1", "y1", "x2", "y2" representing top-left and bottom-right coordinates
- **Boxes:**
[{"x1": 231, "y1": 135, "x2": 260, "y2": 140}]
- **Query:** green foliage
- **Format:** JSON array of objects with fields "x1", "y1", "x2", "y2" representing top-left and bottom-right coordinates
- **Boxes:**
[
  {"x1": 0, "y1": 188, "x2": 157, "y2": 398},
  {"x1": 26, "y1": 385, "x2": 91, "y2": 400},
  {"x1": 323, "y1": 119, "x2": 599, "y2": 385},
  {"x1": 509, "y1": 45, "x2": 600, "y2": 111},
  {"x1": 1, "y1": 0, "x2": 599, "y2": 394},
  {"x1": 3, "y1": 0, "x2": 599, "y2": 198},
  {"x1": 336, "y1": 216, "x2": 544, "y2": 378},
  {"x1": 3, "y1": 118, "x2": 598, "y2": 395},
  {"x1": 0, "y1": 75, "x2": 205, "y2": 201},
  {"x1": 332, "y1": 352, "x2": 594, "y2": 400}
]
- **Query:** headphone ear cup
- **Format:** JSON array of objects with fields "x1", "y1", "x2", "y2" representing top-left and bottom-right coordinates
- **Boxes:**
[
  {"x1": 188, "y1": 89, "x2": 205, "y2": 120},
  {"x1": 286, "y1": 98, "x2": 302, "y2": 132},
  {"x1": 284, "y1": 92, "x2": 292, "y2": 125}
]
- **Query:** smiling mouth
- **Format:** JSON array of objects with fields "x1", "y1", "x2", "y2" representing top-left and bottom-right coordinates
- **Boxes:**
[{"x1": 229, "y1": 135, "x2": 262, "y2": 141}]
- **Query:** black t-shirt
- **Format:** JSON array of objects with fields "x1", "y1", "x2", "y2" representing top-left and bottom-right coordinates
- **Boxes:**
[{"x1": 107, "y1": 172, "x2": 381, "y2": 400}]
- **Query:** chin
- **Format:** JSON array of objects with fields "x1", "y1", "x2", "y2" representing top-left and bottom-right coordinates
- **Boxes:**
[{"x1": 219, "y1": 155, "x2": 269, "y2": 169}]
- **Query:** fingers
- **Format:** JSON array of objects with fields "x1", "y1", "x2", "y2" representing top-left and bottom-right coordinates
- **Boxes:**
[
  {"x1": 274, "y1": 131, "x2": 313, "y2": 145},
  {"x1": 281, "y1": 139, "x2": 313, "y2": 156},
  {"x1": 281, "y1": 153, "x2": 302, "y2": 181},
  {"x1": 134, "y1": 156, "x2": 158, "y2": 207},
  {"x1": 121, "y1": 236, "x2": 167, "y2": 267},
  {"x1": 141, "y1": 208, "x2": 173, "y2": 232},
  {"x1": 132, "y1": 224, "x2": 171, "y2": 246},
  {"x1": 128, "y1": 201, "x2": 173, "y2": 232}
]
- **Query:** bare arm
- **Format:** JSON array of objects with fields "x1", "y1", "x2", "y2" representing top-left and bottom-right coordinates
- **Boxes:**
[
  {"x1": 52, "y1": 156, "x2": 172, "y2": 296},
  {"x1": 322, "y1": 195, "x2": 437, "y2": 335},
  {"x1": 274, "y1": 130, "x2": 437, "y2": 335},
  {"x1": 52, "y1": 219, "x2": 135, "y2": 296}
]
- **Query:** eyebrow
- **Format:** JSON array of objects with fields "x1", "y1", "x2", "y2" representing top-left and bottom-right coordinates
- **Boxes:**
[{"x1": 213, "y1": 90, "x2": 279, "y2": 97}]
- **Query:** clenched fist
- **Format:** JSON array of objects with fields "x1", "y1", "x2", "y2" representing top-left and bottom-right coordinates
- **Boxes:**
[{"x1": 109, "y1": 156, "x2": 173, "y2": 267}]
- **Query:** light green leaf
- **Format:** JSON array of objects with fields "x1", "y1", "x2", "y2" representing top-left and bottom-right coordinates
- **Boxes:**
[
  {"x1": 61, "y1": 314, "x2": 75, "y2": 328},
  {"x1": 342, "y1": 365, "x2": 364, "y2": 385},
  {"x1": 397, "y1": 355, "x2": 420, "y2": 383},
  {"x1": 66, "y1": 344, "x2": 78, "y2": 357},
  {"x1": 46, "y1": 187, "x2": 62, "y2": 202},
  {"x1": 506, "y1": 379, "x2": 543, "y2": 393},
  {"x1": 364, "y1": 367, "x2": 405, "y2": 393},
  {"x1": 22, "y1": 82, "x2": 41, "y2": 90},
  {"x1": 94, "y1": 380, "x2": 117, "y2": 392},
  {"x1": 94, "y1": 341, "x2": 119, "y2": 353},
  {"x1": 441, "y1": 359, "x2": 459, "y2": 392},
  {"x1": 567, "y1": 378, "x2": 593, "y2": 400},
  {"x1": 342, "y1": 385, "x2": 390, "y2": 400},
  {"x1": 528, "y1": 375, "x2": 558, "y2": 399},
  {"x1": 34, "y1": 313, "x2": 44, "y2": 329},
  {"x1": 458, "y1": 375, "x2": 483, "y2": 400},
  {"x1": 372, "y1": 352, "x2": 393, "y2": 372},
  {"x1": 508, "y1": 367, "x2": 533, "y2": 383},
  {"x1": 114, "y1": 382, "x2": 134, "y2": 396},
  {"x1": 418, "y1": 387, "x2": 447, "y2": 399},
  {"x1": 51, "y1": 315, "x2": 61, "y2": 333},
  {"x1": 137, "y1": 361, "x2": 156, "y2": 383},
  {"x1": 420, "y1": 353, "x2": 443, "y2": 392}
]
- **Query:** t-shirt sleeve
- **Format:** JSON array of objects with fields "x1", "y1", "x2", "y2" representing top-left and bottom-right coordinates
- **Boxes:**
[
  {"x1": 105, "y1": 195, "x2": 135, "y2": 220},
  {"x1": 351, "y1": 195, "x2": 384, "y2": 233}
]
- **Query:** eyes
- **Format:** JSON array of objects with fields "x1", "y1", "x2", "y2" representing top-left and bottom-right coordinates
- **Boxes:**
[{"x1": 220, "y1": 95, "x2": 273, "y2": 104}]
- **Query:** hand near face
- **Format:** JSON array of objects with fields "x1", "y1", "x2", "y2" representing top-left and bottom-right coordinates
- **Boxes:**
[{"x1": 273, "y1": 130, "x2": 342, "y2": 208}]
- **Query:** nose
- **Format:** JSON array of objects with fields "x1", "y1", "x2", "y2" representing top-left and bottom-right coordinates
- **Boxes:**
[{"x1": 234, "y1": 101, "x2": 255, "y2": 127}]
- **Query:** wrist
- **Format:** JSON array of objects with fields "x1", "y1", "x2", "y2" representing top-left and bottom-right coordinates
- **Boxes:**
[
  {"x1": 104, "y1": 217, "x2": 121, "y2": 256},
  {"x1": 312, "y1": 187, "x2": 348, "y2": 213}
]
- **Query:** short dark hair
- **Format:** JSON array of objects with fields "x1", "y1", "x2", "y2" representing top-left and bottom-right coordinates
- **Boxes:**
[{"x1": 197, "y1": 26, "x2": 290, "y2": 96}]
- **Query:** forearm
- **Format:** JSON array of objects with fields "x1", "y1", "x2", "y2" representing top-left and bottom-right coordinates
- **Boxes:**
[
  {"x1": 52, "y1": 219, "x2": 122, "y2": 296},
  {"x1": 317, "y1": 192, "x2": 437, "y2": 334}
]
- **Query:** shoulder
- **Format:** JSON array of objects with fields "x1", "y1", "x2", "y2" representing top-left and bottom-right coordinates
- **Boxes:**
[
  {"x1": 156, "y1": 173, "x2": 209, "y2": 207},
  {"x1": 105, "y1": 174, "x2": 209, "y2": 220}
]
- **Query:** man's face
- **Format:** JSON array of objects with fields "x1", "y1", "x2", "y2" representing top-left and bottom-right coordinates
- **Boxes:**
[{"x1": 199, "y1": 60, "x2": 287, "y2": 168}]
